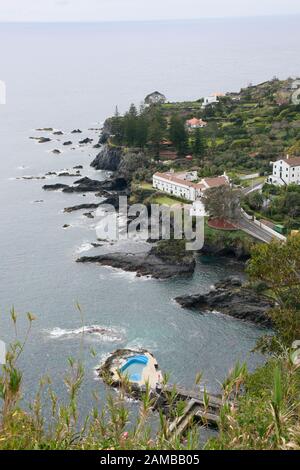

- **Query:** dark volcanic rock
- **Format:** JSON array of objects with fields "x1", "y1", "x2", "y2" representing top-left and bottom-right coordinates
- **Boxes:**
[
  {"x1": 62, "y1": 177, "x2": 104, "y2": 193},
  {"x1": 175, "y1": 277, "x2": 274, "y2": 327},
  {"x1": 91, "y1": 144, "x2": 123, "y2": 171},
  {"x1": 64, "y1": 202, "x2": 101, "y2": 213},
  {"x1": 98, "y1": 132, "x2": 110, "y2": 144},
  {"x1": 79, "y1": 137, "x2": 93, "y2": 144},
  {"x1": 51, "y1": 149, "x2": 61, "y2": 154},
  {"x1": 57, "y1": 171, "x2": 81, "y2": 177},
  {"x1": 100, "y1": 177, "x2": 127, "y2": 191},
  {"x1": 43, "y1": 183, "x2": 69, "y2": 191},
  {"x1": 63, "y1": 141, "x2": 72, "y2": 146},
  {"x1": 53, "y1": 131, "x2": 64, "y2": 135},
  {"x1": 73, "y1": 165, "x2": 83, "y2": 169},
  {"x1": 71, "y1": 129, "x2": 82, "y2": 134},
  {"x1": 201, "y1": 241, "x2": 251, "y2": 260},
  {"x1": 97, "y1": 192, "x2": 122, "y2": 209},
  {"x1": 83, "y1": 212, "x2": 94, "y2": 219},
  {"x1": 38, "y1": 137, "x2": 51, "y2": 143},
  {"x1": 77, "y1": 246, "x2": 195, "y2": 279},
  {"x1": 62, "y1": 176, "x2": 127, "y2": 193},
  {"x1": 77, "y1": 252, "x2": 195, "y2": 279}
]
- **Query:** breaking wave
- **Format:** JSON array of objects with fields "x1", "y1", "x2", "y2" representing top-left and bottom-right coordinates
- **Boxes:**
[{"x1": 47, "y1": 325, "x2": 126, "y2": 342}]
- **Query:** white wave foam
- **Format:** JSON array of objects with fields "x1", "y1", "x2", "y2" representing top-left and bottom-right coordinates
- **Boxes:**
[
  {"x1": 75, "y1": 242, "x2": 94, "y2": 254},
  {"x1": 47, "y1": 325, "x2": 126, "y2": 342},
  {"x1": 125, "y1": 338, "x2": 158, "y2": 351}
]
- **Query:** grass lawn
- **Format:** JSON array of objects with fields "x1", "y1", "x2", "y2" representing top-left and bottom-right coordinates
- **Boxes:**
[
  {"x1": 138, "y1": 182, "x2": 154, "y2": 190},
  {"x1": 204, "y1": 218, "x2": 252, "y2": 240},
  {"x1": 151, "y1": 194, "x2": 187, "y2": 206}
]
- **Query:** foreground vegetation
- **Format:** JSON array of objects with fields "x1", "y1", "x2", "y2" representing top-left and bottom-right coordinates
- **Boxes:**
[{"x1": 244, "y1": 183, "x2": 300, "y2": 230}]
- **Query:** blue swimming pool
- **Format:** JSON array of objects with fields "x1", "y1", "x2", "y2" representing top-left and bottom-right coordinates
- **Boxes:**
[{"x1": 120, "y1": 355, "x2": 148, "y2": 382}]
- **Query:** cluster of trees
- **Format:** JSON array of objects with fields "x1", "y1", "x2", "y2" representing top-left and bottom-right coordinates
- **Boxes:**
[
  {"x1": 244, "y1": 184, "x2": 300, "y2": 229},
  {"x1": 168, "y1": 114, "x2": 206, "y2": 157},
  {"x1": 109, "y1": 104, "x2": 207, "y2": 158},
  {"x1": 248, "y1": 234, "x2": 300, "y2": 349},
  {"x1": 109, "y1": 104, "x2": 165, "y2": 150}
]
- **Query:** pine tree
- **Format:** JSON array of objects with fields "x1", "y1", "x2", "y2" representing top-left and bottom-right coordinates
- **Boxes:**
[
  {"x1": 169, "y1": 114, "x2": 188, "y2": 155},
  {"x1": 148, "y1": 108, "x2": 166, "y2": 158},
  {"x1": 193, "y1": 128, "x2": 206, "y2": 158}
]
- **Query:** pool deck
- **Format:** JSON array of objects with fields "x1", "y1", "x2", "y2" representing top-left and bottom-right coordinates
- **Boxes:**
[{"x1": 112, "y1": 352, "x2": 162, "y2": 389}]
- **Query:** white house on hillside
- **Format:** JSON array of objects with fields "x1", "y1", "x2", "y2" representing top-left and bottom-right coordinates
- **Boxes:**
[
  {"x1": 267, "y1": 155, "x2": 300, "y2": 186},
  {"x1": 144, "y1": 91, "x2": 166, "y2": 105},
  {"x1": 202, "y1": 92, "x2": 224, "y2": 107},
  {"x1": 203, "y1": 96, "x2": 218, "y2": 107},
  {"x1": 153, "y1": 170, "x2": 229, "y2": 202}
]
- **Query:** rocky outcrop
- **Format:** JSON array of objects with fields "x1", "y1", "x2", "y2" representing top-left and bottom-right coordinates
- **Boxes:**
[
  {"x1": 201, "y1": 240, "x2": 250, "y2": 261},
  {"x1": 91, "y1": 144, "x2": 123, "y2": 171},
  {"x1": 43, "y1": 183, "x2": 69, "y2": 191},
  {"x1": 98, "y1": 132, "x2": 110, "y2": 144},
  {"x1": 57, "y1": 171, "x2": 81, "y2": 177},
  {"x1": 61, "y1": 176, "x2": 127, "y2": 193},
  {"x1": 43, "y1": 176, "x2": 127, "y2": 194},
  {"x1": 77, "y1": 245, "x2": 195, "y2": 279},
  {"x1": 175, "y1": 277, "x2": 274, "y2": 327},
  {"x1": 79, "y1": 137, "x2": 93, "y2": 144},
  {"x1": 64, "y1": 202, "x2": 102, "y2": 213}
]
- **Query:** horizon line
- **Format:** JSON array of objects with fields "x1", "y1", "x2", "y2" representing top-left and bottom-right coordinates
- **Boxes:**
[{"x1": 0, "y1": 13, "x2": 299, "y2": 24}]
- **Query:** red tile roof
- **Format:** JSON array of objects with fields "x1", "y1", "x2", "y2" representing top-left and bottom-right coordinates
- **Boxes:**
[
  {"x1": 153, "y1": 172, "x2": 228, "y2": 191},
  {"x1": 186, "y1": 118, "x2": 207, "y2": 127},
  {"x1": 203, "y1": 176, "x2": 229, "y2": 188},
  {"x1": 154, "y1": 172, "x2": 197, "y2": 188},
  {"x1": 281, "y1": 156, "x2": 300, "y2": 166}
]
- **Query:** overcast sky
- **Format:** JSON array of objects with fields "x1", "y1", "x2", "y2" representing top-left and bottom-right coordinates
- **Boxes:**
[{"x1": 0, "y1": 0, "x2": 299, "y2": 22}]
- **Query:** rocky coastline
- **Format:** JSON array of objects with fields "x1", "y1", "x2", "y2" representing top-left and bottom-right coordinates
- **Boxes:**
[
  {"x1": 77, "y1": 243, "x2": 196, "y2": 279},
  {"x1": 175, "y1": 277, "x2": 274, "y2": 327},
  {"x1": 33, "y1": 122, "x2": 269, "y2": 321}
]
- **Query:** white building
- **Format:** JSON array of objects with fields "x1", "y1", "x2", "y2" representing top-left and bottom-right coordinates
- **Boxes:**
[
  {"x1": 144, "y1": 91, "x2": 166, "y2": 106},
  {"x1": 267, "y1": 155, "x2": 300, "y2": 186},
  {"x1": 203, "y1": 96, "x2": 218, "y2": 107},
  {"x1": 153, "y1": 170, "x2": 229, "y2": 202},
  {"x1": 202, "y1": 92, "x2": 224, "y2": 107}
]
